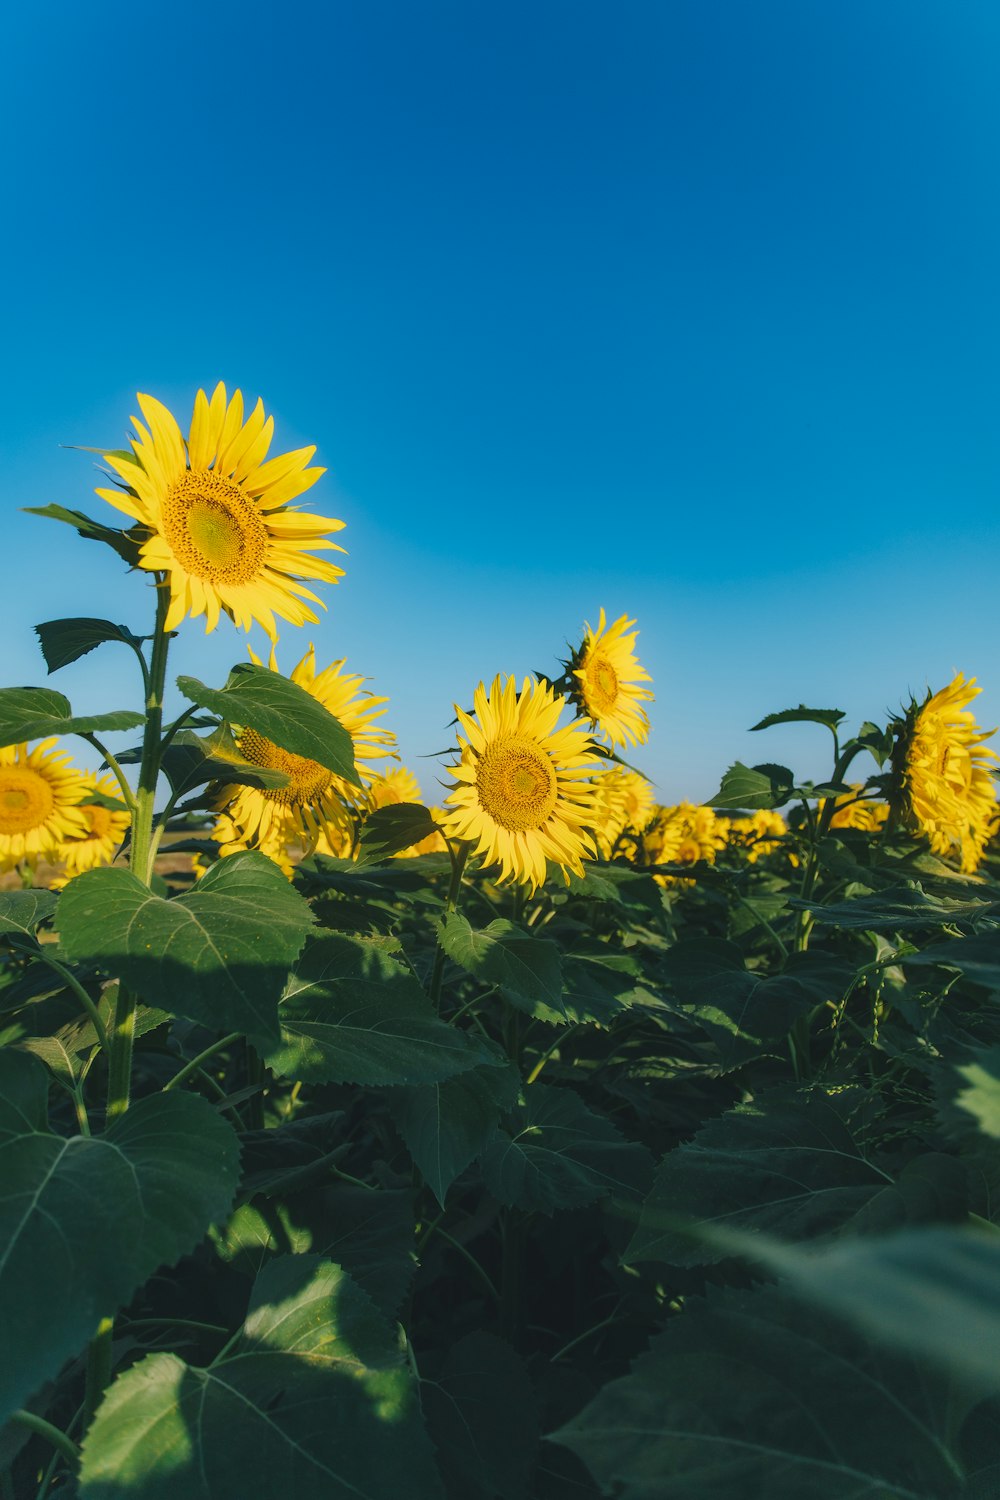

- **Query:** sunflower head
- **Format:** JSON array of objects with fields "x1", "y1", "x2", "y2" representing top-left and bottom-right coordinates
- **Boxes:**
[
  {"x1": 0, "y1": 740, "x2": 90, "y2": 864},
  {"x1": 590, "y1": 765, "x2": 656, "y2": 858},
  {"x1": 823, "y1": 786, "x2": 889, "y2": 833},
  {"x1": 566, "y1": 609, "x2": 653, "y2": 749},
  {"x1": 440, "y1": 675, "x2": 603, "y2": 891},
  {"x1": 217, "y1": 644, "x2": 395, "y2": 859},
  {"x1": 96, "y1": 384, "x2": 346, "y2": 639},
  {"x1": 891, "y1": 673, "x2": 998, "y2": 873},
  {"x1": 50, "y1": 772, "x2": 131, "y2": 883}
]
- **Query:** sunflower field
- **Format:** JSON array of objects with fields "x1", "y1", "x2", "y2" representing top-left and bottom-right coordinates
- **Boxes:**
[{"x1": 3, "y1": 388, "x2": 1000, "y2": 1499}]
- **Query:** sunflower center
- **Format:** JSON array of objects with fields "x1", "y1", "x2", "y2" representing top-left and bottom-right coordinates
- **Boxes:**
[
  {"x1": 0, "y1": 768, "x2": 54, "y2": 835},
  {"x1": 585, "y1": 653, "x2": 619, "y2": 714},
  {"x1": 238, "y1": 727, "x2": 332, "y2": 808},
  {"x1": 80, "y1": 805, "x2": 114, "y2": 842},
  {"x1": 476, "y1": 735, "x2": 558, "y2": 832},
  {"x1": 161, "y1": 470, "x2": 268, "y2": 585}
]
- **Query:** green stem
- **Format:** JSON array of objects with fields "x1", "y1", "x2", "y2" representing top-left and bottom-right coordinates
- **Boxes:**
[
  {"x1": 7, "y1": 1410, "x2": 80, "y2": 1469},
  {"x1": 82, "y1": 735, "x2": 138, "y2": 816},
  {"x1": 245, "y1": 1041, "x2": 265, "y2": 1130},
  {"x1": 526, "y1": 1024, "x2": 579, "y2": 1085},
  {"x1": 435, "y1": 1227, "x2": 500, "y2": 1303},
  {"x1": 163, "y1": 1031, "x2": 242, "y2": 1092},
  {"x1": 429, "y1": 841, "x2": 470, "y2": 1009},
  {"x1": 32, "y1": 951, "x2": 109, "y2": 1052}
]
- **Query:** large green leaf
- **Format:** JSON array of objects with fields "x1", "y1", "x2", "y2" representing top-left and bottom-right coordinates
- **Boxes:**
[
  {"x1": 357, "y1": 802, "x2": 442, "y2": 863},
  {"x1": 906, "y1": 932, "x2": 1000, "y2": 991},
  {"x1": 801, "y1": 882, "x2": 996, "y2": 931},
  {"x1": 948, "y1": 1047, "x2": 1000, "y2": 1139},
  {"x1": 422, "y1": 1332, "x2": 540, "y2": 1500},
  {"x1": 23, "y1": 504, "x2": 143, "y2": 566},
  {"x1": 708, "y1": 761, "x2": 794, "y2": 810},
  {"x1": 0, "y1": 1049, "x2": 240, "y2": 1425},
  {"x1": 552, "y1": 1280, "x2": 987, "y2": 1498},
  {"x1": 57, "y1": 851, "x2": 316, "y2": 1048},
  {"x1": 0, "y1": 890, "x2": 57, "y2": 940},
  {"x1": 79, "y1": 1255, "x2": 445, "y2": 1499},
  {"x1": 0, "y1": 685, "x2": 143, "y2": 747},
  {"x1": 626, "y1": 1087, "x2": 966, "y2": 1267},
  {"x1": 750, "y1": 705, "x2": 846, "y2": 733},
  {"x1": 388, "y1": 1063, "x2": 521, "y2": 1206},
  {"x1": 439, "y1": 913, "x2": 565, "y2": 1019},
  {"x1": 742, "y1": 1226, "x2": 1000, "y2": 1391},
  {"x1": 480, "y1": 1084, "x2": 653, "y2": 1214},
  {"x1": 215, "y1": 1183, "x2": 416, "y2": 1317},
  {"x1": 661, "y1": 940, "x2": 822, "y2": 1071},
  {"x1": 176, "y1": 663, "x2": 360, "y2": 785},
  {"x1": 267, "y1": 933, "x2": 502, "y2": 1085},
  {"x1": 34, "y1": 617, "x2": 147, "y2": 674}
]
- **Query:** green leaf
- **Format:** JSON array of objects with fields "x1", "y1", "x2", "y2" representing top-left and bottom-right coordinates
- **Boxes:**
[
  {"x1": 355, "y1": 802, "x2": 442, "y2": 863},
  {"x1": 0, "y1": 686, "x2": 144, "y2": 747},
  {"x1": 79, "y1": 1255, "x2": 445, "y2": 1499},
  {"x1": 480, "y1": 1084, "x2": 653, "y2": 1214},
  {"x1": 439, "y1": 914, "x2": 565, "y2": 1019},
  {"x1": 742, "y1": 1226, "x2": 1000, "y2": 1391},
  {"x1": 33, "y1": 617, "x2": 146, "y2": 674},
  {"x1": 267, "y1": 933, "x2": 502, "y2": 1086},
  {"x1": 708, "y1": 761, "x2": 794, "y2": 810},
  {"x1": 176, "y1": 663, "x2": 360, "y2": 785},
  {"x1": 661, "y1": 940, "x2": 820, "y2": 1071},
  {"x1": 57, "y1": 851, "x2": 316, "y2": 1048},
  {"x1": 22, "y1": 504, "x2": 143, "y2": 566},
  {"x1": 801, "y1": 882, "x2": 996, "y2": 931},
  {"x1": 552, "y1": 1280, "x2": 984, "y2": 1498},
  {"x1": 216, "y1": 1185, "x2": 417, "y2": 1317},
  {"x1": 0, "y1": 1050, "x2": 240, "y2": 1425},
  {"x1": 0, "y1": 1048, "x2": 49, "y2": 1141},
  {"x1": 947, "y1": 1047, "x2": 1000, "y2": 1138},
  {"x1": 164, "y1": 726, "x2": 292, "y2": 798},
  {"x1": 558, "y1": 952, "x2": 647, "y2": 1026},
  {"x1": 422, "y1": 1332, "x2": 540, "y2": 1500},
  {"x1": 906, "y1": 932, "x2": 1000, "y2": 990},
  {"x1": 626, "y1": 1087, "x2": 965, "y2": 1267},
  {"x1": 750, "y1": 705, "x2": 846, "y2": 733},
  {"x1": 388, "y1": 1063, "x2": 521, "y2": 1206},
  {"x1": 0, "y1": 890, "x2": 57, "y2": 940}
]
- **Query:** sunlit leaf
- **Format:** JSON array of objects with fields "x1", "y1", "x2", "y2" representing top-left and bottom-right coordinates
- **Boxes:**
[
  {"x1": 176, "y1": 663, "x2": 360, "y2": 785},
  {"x1": 79, "y1": 1256, "x2": 445, "y2": 1499},
  {"x1": 0, "y1": 685, "x2": 143, "y2": 747},
  {"x1": 57, "y1": 851, "x2": 316, "y2": 1048}
]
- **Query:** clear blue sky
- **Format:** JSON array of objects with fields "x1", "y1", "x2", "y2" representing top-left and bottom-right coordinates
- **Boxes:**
[{"x1": 3, "y1": 1, "x2": 999, "y2": 803}]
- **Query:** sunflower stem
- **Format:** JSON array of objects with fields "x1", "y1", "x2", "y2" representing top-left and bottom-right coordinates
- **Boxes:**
[{"x1": 7, "y1": 1411, "x2": 80, "y2": 1470}]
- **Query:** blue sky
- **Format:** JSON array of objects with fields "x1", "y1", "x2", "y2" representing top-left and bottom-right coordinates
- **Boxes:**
[{"x1": 3, "y1": 1, "x2": 999, "y2": 803}]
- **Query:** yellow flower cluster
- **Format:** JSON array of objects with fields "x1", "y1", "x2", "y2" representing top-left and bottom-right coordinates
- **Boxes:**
[{"x1": 0, "y1": 747, "x2": 129, "y2": 886}]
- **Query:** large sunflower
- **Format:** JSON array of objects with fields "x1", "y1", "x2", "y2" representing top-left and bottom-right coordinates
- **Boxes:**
[
  {"x1": 895, "y1": 673, "x2": 998, "y2": 873},
  {"x1": 97, "y1": 384, "x2": 345, "y2": 638},
  {"x1": 567, "y1": 609, "x2": 653, "y2": 749},
  {"x1": 217, "y1": 644, "x2": 396, "y2": 863},
  {"x1": 0, "y1": 740, "x2": 90, "y2": 865},
  {"x1": 441, "y1": 675, "x2": 602, "y2": 891},
  {"x1": 50, "y1": 772, "x2": 131, "y2": 886}
]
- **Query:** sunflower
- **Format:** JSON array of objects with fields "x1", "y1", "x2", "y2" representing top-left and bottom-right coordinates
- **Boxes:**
[
  {"x1": 0, "y1": 740, "x2": 90, "y2": 865},
  {"x1": 894, "y1": 673, "x2": 998, "y2": 873},
  {"x1": 96, "y1": 384, "x2": 345, "y2": 639},
  {"x1": 824, "y1": 787, "x2": 889, "y2": 833},
  {"x1": 50, "y1": 772, "x2": 131, "y2": 886},
  {"x1": 590, "y1": 766, "x2": 655, "y2": 858},
  {"x1": 639, "y1": 802, "x2": 727, "y2": 886},
  {"x1": 216, "y1": 644, "x2": 396, "y2": 861},
  {"x1": 440, "y1": 675, "x2": 603, "y2": 890},
  {"x1": 566, "y1": 609, "x2": 653, "y2": 749},
  {"x1": 726, "y1": 809, "x2": 790, "y2": 862}
]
